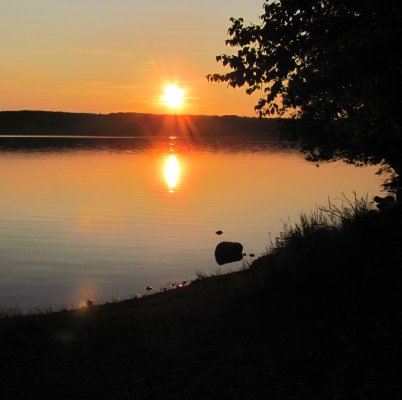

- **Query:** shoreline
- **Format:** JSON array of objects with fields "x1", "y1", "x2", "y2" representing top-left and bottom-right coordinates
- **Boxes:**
[{"x1": 1, "y1": 200, "x2": 401, "y2": 398}]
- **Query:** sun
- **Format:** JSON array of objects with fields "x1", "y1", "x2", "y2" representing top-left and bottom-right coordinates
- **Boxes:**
[{"x1": 162, "y1": 84, "x2": 184, "y2": 109}]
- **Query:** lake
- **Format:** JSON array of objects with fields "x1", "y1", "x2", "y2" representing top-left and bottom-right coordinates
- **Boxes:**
[{"x1": 0, "y1": 136, "x2": 382, "y2": 310}]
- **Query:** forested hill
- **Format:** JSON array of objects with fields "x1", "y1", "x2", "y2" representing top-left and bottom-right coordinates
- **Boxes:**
[{"x1": 0, "y1": 111, "x2": 282, "y2": 138}]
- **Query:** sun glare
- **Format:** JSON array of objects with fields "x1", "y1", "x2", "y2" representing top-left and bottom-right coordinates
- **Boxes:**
[
  {"x1": 163, "y1": 84, "x2": 184, "y2": 109},
  {"x1": 164, "y1": 155, "x2": 180, "y2": 192}
]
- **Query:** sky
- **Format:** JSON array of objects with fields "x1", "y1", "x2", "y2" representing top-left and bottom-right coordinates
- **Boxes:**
[{"x1": 0, "y1": 0, "x2": 265, "y2": 116}]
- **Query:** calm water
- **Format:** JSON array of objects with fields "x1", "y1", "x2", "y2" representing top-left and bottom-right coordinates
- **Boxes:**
[{"x1": 0, "y1": 136, "x2": 382, "y2": 310}]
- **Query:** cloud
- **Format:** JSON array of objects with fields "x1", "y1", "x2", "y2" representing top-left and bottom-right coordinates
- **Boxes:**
[
  {"x1": 69, "y1": 80, "x2": 140, "y2": 90},
  {"x1": 67, "y1": 48, "x2": 132, "y2": 57},
  {"x1": 33, "y1": 48, "x2": 132, "y2": 57}
]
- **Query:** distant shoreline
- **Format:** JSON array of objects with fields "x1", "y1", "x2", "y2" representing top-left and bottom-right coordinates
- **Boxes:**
[{"x1": 0, "y1": 110, "x2": 285, "y2": 138}]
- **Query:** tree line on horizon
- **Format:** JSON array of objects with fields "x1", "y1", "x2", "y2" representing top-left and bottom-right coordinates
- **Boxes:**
[{"x1": 0, "y1": 110, "x2": 282, "y2": 138}]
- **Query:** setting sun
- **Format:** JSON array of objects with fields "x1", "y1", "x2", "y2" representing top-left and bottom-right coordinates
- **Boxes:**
[{"x1": 162, "y1": 85, "x2": 185, "y2": 109}]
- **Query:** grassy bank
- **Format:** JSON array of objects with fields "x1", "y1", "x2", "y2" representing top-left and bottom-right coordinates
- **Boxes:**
[{"x1": 1, "y1": 199, "x2": 401, "y2": 399}]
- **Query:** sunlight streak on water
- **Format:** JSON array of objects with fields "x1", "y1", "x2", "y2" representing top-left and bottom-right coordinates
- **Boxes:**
[{"x1": 164, "y1": 154, "x2": 180, "y2": 192}]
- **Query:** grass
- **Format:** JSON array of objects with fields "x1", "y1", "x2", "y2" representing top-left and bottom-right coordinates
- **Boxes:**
[
  {"x1": 1, "y1": 197, "x2": 401, "y2": 399},
  {"x1": 0, "y1": 306, "x2": 23, "y2": 319}
]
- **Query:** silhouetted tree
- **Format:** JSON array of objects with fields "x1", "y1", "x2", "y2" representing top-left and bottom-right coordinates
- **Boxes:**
[{"x1": 208, "y1": 0, "x2": 402, "y2": 193}]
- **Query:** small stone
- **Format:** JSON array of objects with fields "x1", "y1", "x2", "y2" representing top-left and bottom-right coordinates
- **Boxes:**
[
  {"x1": 215, "y1": 230, "x2": 223, "y2": 235},
  {"x1": 146, "y1": 286, "x2": 153, "y2": 291}
]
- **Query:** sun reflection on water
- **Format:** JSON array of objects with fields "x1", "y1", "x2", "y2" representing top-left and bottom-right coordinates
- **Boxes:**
[{"x1": 164, "y1": 154, "x2": 180, "y2": 192}]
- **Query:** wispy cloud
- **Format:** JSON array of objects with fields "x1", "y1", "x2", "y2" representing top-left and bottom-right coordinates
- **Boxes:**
[
  {"x1": 69, "y1": 80, "x2": 140, "y2": 90},
  {"x1": 32, "y1": 48, "x2": 132, "y2": 57},
  {"x1": 67, "y1": 48, "x2": 132, "y2": 57},
  {"x1": 107, "y1": 84, "x2": 140, "y2": 90}
]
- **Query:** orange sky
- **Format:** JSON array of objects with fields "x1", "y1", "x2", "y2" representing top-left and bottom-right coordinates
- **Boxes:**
[{"x1": 0, "y1": 1, "x2": 265, "y2": 116}]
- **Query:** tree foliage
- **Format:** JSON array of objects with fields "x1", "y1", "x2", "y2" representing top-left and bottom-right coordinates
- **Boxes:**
[{"x1": 208, "y1": 0, "x2": 402, "y2": 184}]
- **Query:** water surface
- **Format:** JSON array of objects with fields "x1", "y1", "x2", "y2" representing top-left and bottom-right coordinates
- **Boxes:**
[{"x1": 0, "y1": 136, "x2": 382, "y2": 310}]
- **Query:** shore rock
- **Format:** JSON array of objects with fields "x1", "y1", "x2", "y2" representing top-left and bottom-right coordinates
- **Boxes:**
[{"x1": 215, "y1": 241, "x2": 243, "y2": 265}]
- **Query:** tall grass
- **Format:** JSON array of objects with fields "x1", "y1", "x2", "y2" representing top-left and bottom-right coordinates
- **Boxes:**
[
  {"x1": 268, "y1": 193, "x2": 371, "y2": 253},
  {"x1": 0, "y1": 306, "x2": 23, "y2": 319}
]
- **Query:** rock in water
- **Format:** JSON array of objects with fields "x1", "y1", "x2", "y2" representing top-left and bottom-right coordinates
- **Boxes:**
[{"x1": 215, "y1": 241, "x2": 243, "y2": 265}]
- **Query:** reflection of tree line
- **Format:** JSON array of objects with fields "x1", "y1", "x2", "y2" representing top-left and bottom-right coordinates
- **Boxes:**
[
  {"x1": 0, "y1": 111, "x2": 281, "y2": 138},
  {"x1": 0, "y1": 135, "x2": 292, "y2": 154},
  {"x1": 0, "y1": 136, "x2": 154, "y2": 153}
]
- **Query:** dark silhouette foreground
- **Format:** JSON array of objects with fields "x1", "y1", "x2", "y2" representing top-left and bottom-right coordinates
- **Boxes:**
[{"x1": 1, "y1": 202, "x2": 401, "y2": 399}]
